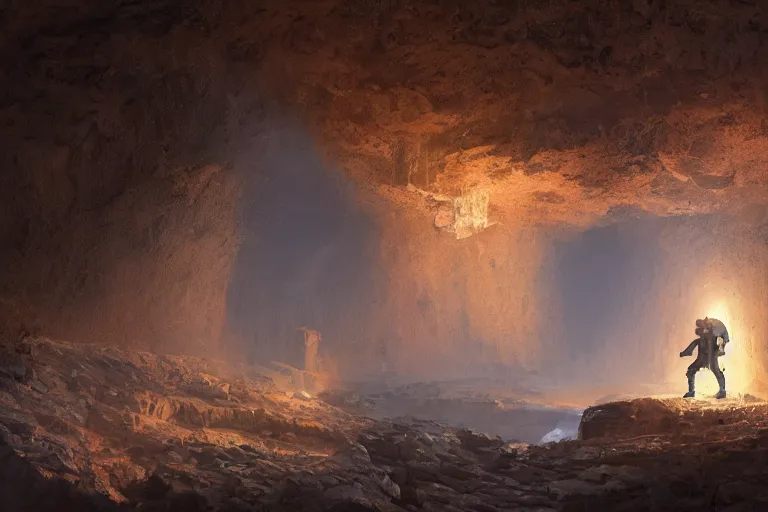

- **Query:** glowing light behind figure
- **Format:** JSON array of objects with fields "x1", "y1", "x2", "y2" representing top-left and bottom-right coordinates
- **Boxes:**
[{"x1": 695, "y1": 296, "x2": 755, "y2": 396}]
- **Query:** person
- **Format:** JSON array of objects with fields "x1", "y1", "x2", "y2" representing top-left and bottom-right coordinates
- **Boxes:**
[{"x1": 680, "y1": 323, "x2": 726, "y2": 399}]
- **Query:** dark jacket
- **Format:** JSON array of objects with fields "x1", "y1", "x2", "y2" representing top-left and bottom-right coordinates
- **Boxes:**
[{"x1": 681, "y1": 336, "x2": 716, "y2": 359}]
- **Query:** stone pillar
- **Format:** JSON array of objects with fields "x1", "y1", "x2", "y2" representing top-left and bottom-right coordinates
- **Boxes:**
[
  {"x1": 377, "y1": 338, "x2": 389, "y2": 373},
  {"x1": 299, "y1": 328, "x2": 321, "y2": 372}
]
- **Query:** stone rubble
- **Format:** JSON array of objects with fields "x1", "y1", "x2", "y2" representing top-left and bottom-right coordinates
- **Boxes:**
[{"x1": 1, "y1": 337, "x2": 768, "y2": 511}]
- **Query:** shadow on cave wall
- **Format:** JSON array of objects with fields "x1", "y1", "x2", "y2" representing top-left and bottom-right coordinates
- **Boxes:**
[{"x1": 225, "y1": 125, "x2": 383, "y2": 367}]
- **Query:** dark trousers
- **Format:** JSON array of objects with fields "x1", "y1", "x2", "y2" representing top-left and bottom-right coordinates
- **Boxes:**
[{"x1": 686, "y1": 356, "x2": 725, "y2": 391}]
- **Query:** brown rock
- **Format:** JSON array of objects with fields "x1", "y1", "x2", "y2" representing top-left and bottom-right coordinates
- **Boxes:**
[
  {"x1": 323, "y1": 483, "x2": 372, "y2": 507},
  {"x1": 456, "y1": 429, "x2": 504, "y2": 451},
  {"x1": 400, "y1": 485, "x2": 427, "y2": 507},
  {"x1": 579, "y1": 398, "x2": 679, "y2": 441}
]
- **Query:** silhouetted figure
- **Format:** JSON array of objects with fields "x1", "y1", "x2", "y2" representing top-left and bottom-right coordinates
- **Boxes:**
[{"x1": 680, "y1": 323, "x2": 726, "y2": 399}]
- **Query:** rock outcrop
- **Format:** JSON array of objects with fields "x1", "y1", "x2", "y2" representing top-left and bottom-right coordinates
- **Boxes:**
[{"x1": 579, "y1": 395, "x2": 768, "y2": 441}]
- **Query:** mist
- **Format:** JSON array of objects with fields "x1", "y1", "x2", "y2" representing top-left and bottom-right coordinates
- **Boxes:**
[
  {"x1": 226, "y1": 125, "x2": 383, "y2": 369},
  {"x1": 224, "y1": 127, "x2": 768, "y2": 403}
]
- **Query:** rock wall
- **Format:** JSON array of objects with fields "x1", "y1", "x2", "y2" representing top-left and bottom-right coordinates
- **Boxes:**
[
  {"x1": 3, "y1": 0, "x2": 768, "y2": 373},
  {"x1": 0, "y1": 2, "x2": 245, "y2": 354},
  {"x1": 363, "y1": 213, "x2": 554, "y2": 379}
]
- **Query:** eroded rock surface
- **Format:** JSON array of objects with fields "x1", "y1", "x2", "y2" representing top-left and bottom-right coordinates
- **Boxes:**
[
  {"x1": 5, "y1": 0, "x2": 768, "y2": 351},
  {"x1": 580, "y1": 395, "x2": 768, "y2": 441},
  {"x1": 2, "y1": 337, "x2": 768, "y2": 511}
]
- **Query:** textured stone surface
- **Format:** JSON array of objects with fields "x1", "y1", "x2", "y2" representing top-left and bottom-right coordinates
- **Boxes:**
[
  {"x1": 1, "y1": 337, "x2": 768, "y2": 510},
  {"x1": 4, "y1": 0, "x2": 768, "y2": 351},
  {"x1": 579, "y1": 395, "x2": 768, "y2": 441}
]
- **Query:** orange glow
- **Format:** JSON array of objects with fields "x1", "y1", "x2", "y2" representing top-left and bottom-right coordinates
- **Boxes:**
[{"x1": 695, "y1": 297, "x2": 756, "y2": 396}]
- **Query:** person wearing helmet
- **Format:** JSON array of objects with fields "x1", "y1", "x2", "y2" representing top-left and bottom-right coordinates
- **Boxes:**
[{"x1": 680, "y1": 320, "x2": 727, "y2": 399}]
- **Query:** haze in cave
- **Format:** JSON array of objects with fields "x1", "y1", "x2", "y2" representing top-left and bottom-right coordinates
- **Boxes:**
[{"x1": 1, "y1": 1, "x2": 768, "y2": 510}]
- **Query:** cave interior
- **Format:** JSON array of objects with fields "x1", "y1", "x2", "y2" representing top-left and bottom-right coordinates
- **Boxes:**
[{"x1": 2, "y1": 1, "x2": 768, "y2": 510}]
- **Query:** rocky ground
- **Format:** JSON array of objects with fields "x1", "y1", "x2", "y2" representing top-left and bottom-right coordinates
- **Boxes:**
[{"x1": 1, "y1": 336, "x2": 768, "y2": 511}]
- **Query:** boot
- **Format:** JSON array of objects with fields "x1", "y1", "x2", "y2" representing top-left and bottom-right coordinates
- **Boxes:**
[
  {"x1": 715, "y1": 373, "x2": 726, "y2": 399},
  {"x1": 683, "y1": 375, "x2": 695, "y2": 398}
]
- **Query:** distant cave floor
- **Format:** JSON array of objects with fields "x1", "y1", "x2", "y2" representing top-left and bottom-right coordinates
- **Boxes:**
[
  {"x1": 320, "y1": 377, "x2": 585, "y2": 445},
  {"x1": 1, "y1": 338, "x2": 767, "y2": 511}
]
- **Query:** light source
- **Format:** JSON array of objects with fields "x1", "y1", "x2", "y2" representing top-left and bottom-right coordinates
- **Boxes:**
[{"x1": 698, "y1": 300, "x2": 753, "y2": 396}]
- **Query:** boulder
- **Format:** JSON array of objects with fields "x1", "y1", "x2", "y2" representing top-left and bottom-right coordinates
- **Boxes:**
[
  {"x1": 456, "y1": 429, "x2": 504, "y2": 451},
  {"x1": 579, "y1": 398, "x2": 679, "y2": 441}
]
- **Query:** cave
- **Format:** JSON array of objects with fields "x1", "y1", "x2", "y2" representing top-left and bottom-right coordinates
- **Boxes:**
[{"x1": 2, "y1": 1, "x2": 768, "y2": 510}]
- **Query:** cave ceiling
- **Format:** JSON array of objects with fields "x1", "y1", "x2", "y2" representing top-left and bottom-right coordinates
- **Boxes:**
[
  {"x1": 256, "y1": 0, "x2": 768, "y2": 229},
  {"x1": 5, "y1": 0, "x2": 768, "y2": 232}
]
